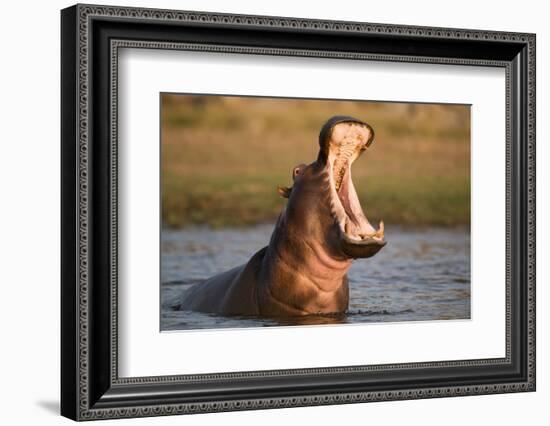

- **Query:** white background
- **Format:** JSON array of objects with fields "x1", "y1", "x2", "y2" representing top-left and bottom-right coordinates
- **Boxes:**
[
  {"x1": 0, "y1": 0, "x2": 547, "y2": 425},
  {"x1": 119, "y1": 50, "x2": 505, "y2": 376}
]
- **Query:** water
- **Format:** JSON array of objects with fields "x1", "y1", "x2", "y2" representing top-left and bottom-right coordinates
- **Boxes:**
[{"x1": 161, "y1": 225, "x2": 470, "y2": 331}]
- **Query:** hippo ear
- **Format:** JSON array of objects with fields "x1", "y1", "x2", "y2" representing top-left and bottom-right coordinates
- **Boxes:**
[{"x1": 277, "y1": 185, "x2": 292, "y2": 198}]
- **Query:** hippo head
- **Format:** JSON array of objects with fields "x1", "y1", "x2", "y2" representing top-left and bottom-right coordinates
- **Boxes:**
[{"x1": 278, "y1": 116, "x2": 386, "y2": 260}]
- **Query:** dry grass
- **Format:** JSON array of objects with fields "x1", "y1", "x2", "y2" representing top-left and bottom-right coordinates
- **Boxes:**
[{"x1": 162, "y1": 95, "x2": 470, "y2": 228}]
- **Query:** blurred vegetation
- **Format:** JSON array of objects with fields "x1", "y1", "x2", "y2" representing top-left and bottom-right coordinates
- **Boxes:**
[{"x1": 161, "y1": 94, "x2": 470, "y2": 228}]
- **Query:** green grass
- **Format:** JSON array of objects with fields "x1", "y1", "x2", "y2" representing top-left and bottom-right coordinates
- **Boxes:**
[
  {"x1": 162, "y1": 173, "x2": 470, "y2": 228},
  {"x1": 161, "y1": 95, "x2": 470, "y2": 228}
]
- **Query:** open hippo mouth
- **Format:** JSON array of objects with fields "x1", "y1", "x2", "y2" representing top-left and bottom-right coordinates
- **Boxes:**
[{"x1": 322, "y1": 116, "x2": 386, "y2": 259}]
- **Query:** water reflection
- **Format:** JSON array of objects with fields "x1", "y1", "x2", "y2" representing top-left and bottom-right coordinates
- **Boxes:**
[{"x1": 161, "y1": 225, "x2": 470, "y2": 331}]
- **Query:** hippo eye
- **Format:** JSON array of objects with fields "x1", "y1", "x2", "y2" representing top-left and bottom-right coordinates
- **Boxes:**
[{"x1": 292, "y1": 164, "x2": 307, "y2": 181}]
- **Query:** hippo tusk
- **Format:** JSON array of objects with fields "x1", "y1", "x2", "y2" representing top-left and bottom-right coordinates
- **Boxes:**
[
  {"x1": 378, "y1": 220, "x2": 385, "y2": 238},
  {"x1": 359, "y1": 221, "x2": 385, "y2": 239}
]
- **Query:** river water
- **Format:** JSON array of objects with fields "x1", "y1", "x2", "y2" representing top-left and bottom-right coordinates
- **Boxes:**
[{"x1": 161, "y1": 225, "x2": 470, "y2": 331}]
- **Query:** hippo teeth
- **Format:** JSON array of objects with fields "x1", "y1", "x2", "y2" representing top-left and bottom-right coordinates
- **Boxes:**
[
  {"x1": 333, "y1": 137, "x2": 357, "y2": 191},
  {"x1": 335, "y1": 165, "x2": 346, "y2": 191},
  {"x1": 334, "y1": 160, "x2": 348, "y2": 191},
  {"x1": 325, "y1": 120, "x2": 385, "y2": 252},
  {"x1": 358, "y1": 221, "x2": 385, "y2": 240}
]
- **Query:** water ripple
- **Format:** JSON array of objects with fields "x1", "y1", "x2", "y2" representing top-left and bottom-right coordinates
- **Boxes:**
[{"x1": 161, "y1": 225, "x2": 470, "y2": 330}]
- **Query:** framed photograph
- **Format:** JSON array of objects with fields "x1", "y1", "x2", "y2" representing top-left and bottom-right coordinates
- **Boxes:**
[{"x1": 61, "y1": 4, "x2": 536, "y2": 421}]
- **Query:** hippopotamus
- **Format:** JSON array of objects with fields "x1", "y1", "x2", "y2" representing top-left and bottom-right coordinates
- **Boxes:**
[{"x1": 179, "y1": 115, "x2": 386, "y2": 317}]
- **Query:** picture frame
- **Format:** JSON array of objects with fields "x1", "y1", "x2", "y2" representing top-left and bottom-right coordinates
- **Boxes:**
[{"x1": 60, "y1": 3, "x2": 536, "y2": 421}]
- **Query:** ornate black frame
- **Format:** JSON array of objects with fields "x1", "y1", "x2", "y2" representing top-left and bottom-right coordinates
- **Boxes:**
[{"x1": 60, "y1": 3, "x2": 536, "y2": 421}]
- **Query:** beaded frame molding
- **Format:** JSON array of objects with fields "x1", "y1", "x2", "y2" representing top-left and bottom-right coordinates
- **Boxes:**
[{"x1": 61, "y1": 3, "x2": 536, "y2": 421}]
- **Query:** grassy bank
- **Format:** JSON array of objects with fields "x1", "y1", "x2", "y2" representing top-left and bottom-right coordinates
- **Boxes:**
[{"x1": 162, "y1": 95, "x2": 470, "y2": 228}]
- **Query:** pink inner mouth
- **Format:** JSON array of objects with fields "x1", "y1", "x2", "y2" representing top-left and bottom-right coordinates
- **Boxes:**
[
  {"x1": 328, "y1": 121, "x2": 384, "y2": 242},
  {"x1": 333, "y1": 159, "x2": 383, "y2": 241},
  {"x1": 337, "y1": 168, "x2": 359, "y2": 227}
]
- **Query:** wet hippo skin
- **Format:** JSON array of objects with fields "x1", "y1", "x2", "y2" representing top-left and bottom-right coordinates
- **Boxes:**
[{"x1": 179, "y1": 116, "x2": 386, "y2": 317}]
